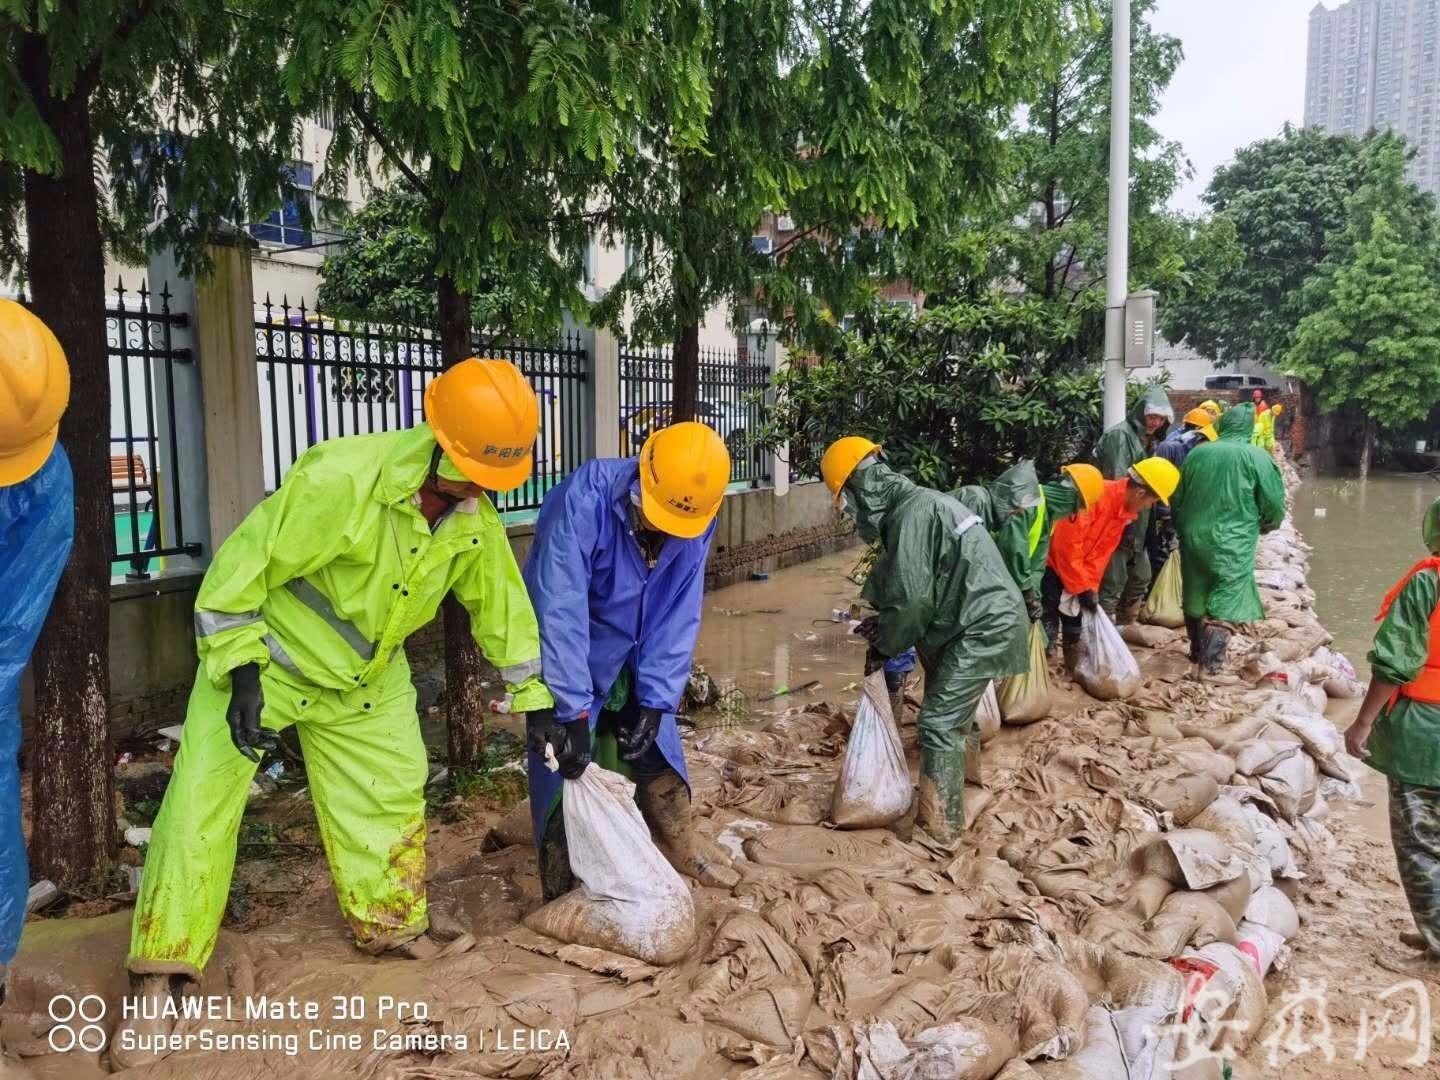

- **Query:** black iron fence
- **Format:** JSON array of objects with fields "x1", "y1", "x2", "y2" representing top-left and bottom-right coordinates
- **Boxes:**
[
  {"x1": 618, "y1": 343, "x2": 771, "y2": 486},
  {"x1": 254, "y1": 297, "x2": 589, "y2": 514}
]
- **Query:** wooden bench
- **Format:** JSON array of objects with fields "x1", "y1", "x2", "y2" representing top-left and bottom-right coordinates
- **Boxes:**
[{"x1": 111, "y1": 455, "x2": 153, "y2": 505}]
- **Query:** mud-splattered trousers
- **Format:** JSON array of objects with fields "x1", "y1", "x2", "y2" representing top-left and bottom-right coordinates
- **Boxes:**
[
  {"x1": 1388, "y1": 779, "x2": 1440, "y2": 952},
  {"x1": 129, "y1": 659, "x2": 427, "y2": 978},
  {"x1": 914, "y1": 646, "x2": 991, "y2": 840}
]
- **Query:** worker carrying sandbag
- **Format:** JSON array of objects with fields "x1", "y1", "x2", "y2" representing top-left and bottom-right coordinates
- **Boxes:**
[
  {"x1": 120, "y1": 359, "x2": 555, "y2": 1064},
  {"x1": 0, "y1": 301, "x2": 73, "y2": 1009},
  {"x1": 1096, "y1": 385, "x2": 1173, "y2": 621},
  {"x1": 1345, "y1": 496, "x2": 1440, "y2": 978},
  {"x1": 1171, "y1": 404, "x2": 1286, "y2": 676},
  {"x1": 822, "y1": 438, "x2": 1027, "y2": 843},
  {"x1": 523, "y1": 422, "x2": 738, "y2": 900},
  {"x1": 1043, "y1": 459, "x2": 1176, "y2": 676},
  {"x1": 954, "y1": 460, "x2": 1100, "y2": 722}
]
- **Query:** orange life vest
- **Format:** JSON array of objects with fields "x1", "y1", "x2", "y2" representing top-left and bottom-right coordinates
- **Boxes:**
[{"x1": 1376, "y1": 556, "x2": 1440, "y2": 705}]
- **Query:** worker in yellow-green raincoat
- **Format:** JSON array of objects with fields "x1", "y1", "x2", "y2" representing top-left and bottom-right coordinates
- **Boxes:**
[
  {"x1": 1345, "y1": 496, "x2": 1440, "y2": 979},
  {"x1": 119, "y1": 359, "x2": 554, "y2": 1065}
]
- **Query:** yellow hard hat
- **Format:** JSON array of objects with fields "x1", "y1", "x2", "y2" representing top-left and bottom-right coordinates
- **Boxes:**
[
  {"x1": 0, "y1": 300, "x2": 69, "y2": 485},
  {"x1": 1183, "y1": 407, "x2": 1218, "y2": 441},
  {"x1": 638, "y1": 421, "x2": 731, "y2": 538},
  {"x1": 1060, "y1": 463, "x2": 1104, "y2": 511},
  {"x1": 1272, "y1": 403, "x2": 1284, "y2": 416},
  {"x1": 424, "y1": 357, "x2": 539, "y2": 491},
  {"x1": 821, "y1": 436, "x2": 881, "y2": 504},
  {"x1": 1129, "y1": 456, "x2": 1181, "y2": 506}
]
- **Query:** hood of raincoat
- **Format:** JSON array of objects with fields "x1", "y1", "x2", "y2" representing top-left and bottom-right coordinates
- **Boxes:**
[
  {"x1": 1218, "y1": 403, "x2": 1255, "y2": 442},
  {"x1": 1425, "y1": 496, "x2": 1440, "y2": 555},
  {"x1": 845, "y1": 458, "x2": 913, "y2": 543},
  {"x1": 989, "y1": 461, "x2": 1042, "y2": 520},
  {"x1": 1129, "y1": 384, "x2": 1174, "y2": 435}
]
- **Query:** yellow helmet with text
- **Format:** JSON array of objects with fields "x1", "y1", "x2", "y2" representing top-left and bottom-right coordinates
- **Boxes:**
[
  {"x1": 638, "y1": 421, "x2": 731, "y2": 538},
  {"x1": 424, "y1": 358, "x2": 539, "y2": 491}
]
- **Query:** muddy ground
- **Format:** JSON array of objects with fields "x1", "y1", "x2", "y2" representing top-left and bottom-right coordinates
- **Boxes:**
[{"x1": 3, "y1": 476, "x2": 1436, "y2": 1078}]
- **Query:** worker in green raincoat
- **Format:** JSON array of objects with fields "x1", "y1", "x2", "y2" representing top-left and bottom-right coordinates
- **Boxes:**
[
  {"x1": 953, "y1": 460, "x2": 1085, "y2": 623},
  {"x1": 1096, "y1": 385, "x2": 1173, "y2": 620},
  {"x1": 1345, "y1": 496, "x2": 1440, "y2": 977},
  {"x1": 821, "y1": 439, "x2": 1028, "y2": 842},
  {"x1": 118, "y1": 359, "x2": 554, "y2": 1065},
  {"x1": 1170, "y1": 404, "x2": 1286, "y2": 675}
]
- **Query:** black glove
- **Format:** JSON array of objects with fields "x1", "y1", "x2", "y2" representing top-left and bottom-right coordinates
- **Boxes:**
[
  {"x1": 526, "y1": 708, "x2": 591, "y2": 780},
  {"x1": 617, "y1": 706, "x2": 663, "y2": 762},
  {"x1": 1077, "y1": 590, "x2": 1100, "y2": 612},
  {"x1": 853, "y1": 614, "x2": 881, "y2": 643},
  {"x1": 1024, "y1": 591, "x2": 1044, "y2": 623},
  {"x1": 864, "y1": 645, "x2": 888, "y2": 676},
  {"x1": 226, "y1": 662, "x2": 278, "y2": 763}
]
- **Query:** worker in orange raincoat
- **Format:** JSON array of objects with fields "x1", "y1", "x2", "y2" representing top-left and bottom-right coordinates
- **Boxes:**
[{"x1": 1042, "y1": 458, "x2": 1178, "y2": 674}]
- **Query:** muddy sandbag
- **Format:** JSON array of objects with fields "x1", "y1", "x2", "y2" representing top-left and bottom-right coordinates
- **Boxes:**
[
  {"x1": 1135, "y1": 773, "x2": 1219, "y2": 826},
  {"x1": 1017, "y1": 964, "x2": 1090, "y2": 1061},
  {"x1": 1030, "y1": 1006, "x2": 1129, "y2": 1079},
  {"x1": 1238, "y1": 801, "x2": 1301, "y2": 882},
  {"x1": 524, "y1": 764, "x2": 695, "y2": 964},
  {"x1": 1187, "y1": 796, "x2": 1268, "y2": 890},
  {"x1": 687, "y1": 911, "x2": 813, "y2": 1046},
  {"x1": 1182, "y1": 942, "x2": 1267, "y2": 1051},
  {"x1": 999, "y1": 623, "x2": 1052, "y2": 724},
  {"x1": 1157, "y1": 891, "x2": 1238, "y2": 948},
  {"x1": 1141, "y1": 552, "x2": 1185, "y2": 629},
  {"x1": 1123, "y1": 873, "x2": 1175, "y2": 920},
  {"x1": 1129, "y1": 830, "x2": 1246, "y2": 891},
  {"x1": 977, "y1": 680, "x2": 1003, "y2": 743},
  {"x1": 1075, "y1": 608, "x2": 1142, "y2": 700},
  {"x1": 1261, "y1": 707, "x2": 1351, "y2": 781},
  {"x1": 807, "y1": 1017, "x2": 1015, "y2": 1080},
  {"x1": 1231, "y1": 738, "x2": 1300, "y2": 777},
  {"x1": 1243, "y1": 885, "x2": 1300, "y2": 940},
  {"x1": 1120, "y1": 622, "x2": 1179, "y2": 649},
  {"x1": 483, "y1": 797, "x2": 534, "y2": 850},
  {"x1": 832, "y1": 672, "x2": 913, "y2": 829},
  {"x1": 1257, "y1": 751, "x2": 1319, "y2": 823}
]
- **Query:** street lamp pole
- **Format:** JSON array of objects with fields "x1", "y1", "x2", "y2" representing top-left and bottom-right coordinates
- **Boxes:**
[{"x1": 1102, "y1": 0, "x2": 1131, "y2": 428}]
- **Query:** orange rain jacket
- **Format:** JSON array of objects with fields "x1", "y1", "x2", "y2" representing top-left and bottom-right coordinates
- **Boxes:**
[{"x1": 1047, "y1": 479, "x2": 1138, "y2": 596}]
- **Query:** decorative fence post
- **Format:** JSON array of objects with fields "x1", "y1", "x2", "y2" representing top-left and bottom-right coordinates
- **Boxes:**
[{"x1": 592, "y1": 327, "x2": 622, "y2": 458}]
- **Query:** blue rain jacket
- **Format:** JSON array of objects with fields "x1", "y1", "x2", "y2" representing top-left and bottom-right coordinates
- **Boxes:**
[
  {"x1": 522, "y1": 458, "x2": 711, "y2": 842},
  {"x1": 0, "y1": 446, "x2": 73, "y2": 967}
]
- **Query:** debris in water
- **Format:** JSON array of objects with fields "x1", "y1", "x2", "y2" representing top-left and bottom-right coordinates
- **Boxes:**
[
  {"x1": 123, "y1": 826, "x2": 152, "y2": 847},
  {"x1": 760, "y1": 680, "x2": 821, "y2": 702},
  {"x1": 1314, "y1": 507, "x2": 1327, "y2": 518},
  {"x1": 750, "y1": 571, "x2": 769, "y2": 581},
  {"x1": 25, "y1": 881, "x2": 58, "y2": 913}
]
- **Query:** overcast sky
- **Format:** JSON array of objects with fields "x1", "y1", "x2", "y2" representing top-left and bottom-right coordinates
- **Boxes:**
[{"x1": 1152, "y1": 0, "x2": 1322, "y2": 212}]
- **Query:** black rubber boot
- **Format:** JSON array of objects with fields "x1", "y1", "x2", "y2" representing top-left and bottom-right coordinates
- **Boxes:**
[
  {"x1": 1200, "y1": 623, "x2": 1232, "y2": 675},
  {"x1": 1185, "y1": 616, "x2": 1204, "y2": 665}
]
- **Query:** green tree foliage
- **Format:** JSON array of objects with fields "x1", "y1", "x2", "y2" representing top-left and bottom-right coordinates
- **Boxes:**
[
  {"x1": 1286, "y1": 142, "x2": 1440, "y2": 477},
  {"x1": 0, "y1": 0, "x2": 305, "y2": 887},
  {"x1": 759, "y1": 295, "x2": 1102, "y2": 490},
  {"x1": 1161, "y1": 125, "x2": 1371, "y2": 365}
]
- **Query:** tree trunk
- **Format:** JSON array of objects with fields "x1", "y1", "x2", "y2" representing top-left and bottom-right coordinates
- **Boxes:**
[
  {"x1": 672, "y1": 320, "x2": 700, "y2": 422},
  {"x1": 19, "y1": 36, "x2": 117, "y2": 886},
  {"x1": 1359, "y1": 416, "x2": 1375, "y2": 481},
  {"x1": 434, "y1": 270, "x2": 488, "y2": 765}
]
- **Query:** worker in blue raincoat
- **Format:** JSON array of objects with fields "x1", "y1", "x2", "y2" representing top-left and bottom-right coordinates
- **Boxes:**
[
  {"x1": 523, "y1": 422, "x2": 738, "y2": 898},
  {"x1": 0, "y1": 300, "x2": 73, "y2": 1003}
]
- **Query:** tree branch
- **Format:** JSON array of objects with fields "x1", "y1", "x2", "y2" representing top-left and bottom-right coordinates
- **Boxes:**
[
  {"x1": 348, "y1": 96, "x2": 436, "y2": 206},
  {"x1": 75, "y1": 0, "x2": 158, "y2": 100}
]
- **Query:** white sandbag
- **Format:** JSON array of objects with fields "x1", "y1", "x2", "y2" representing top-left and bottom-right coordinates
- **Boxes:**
[
  {"x1": 1238, "y1": 801, "x2": 1302, "y2": 883},
  {"x1": 1121, "y1": 622, "x2": 1181, "y2": 649},
  {"x1": 999, "y1": 623, "x2": 1053, "y2": 724},
  {"x1": 1235, "y1": 921, "x2": 1287, "y2": 978},
  {"x1": 1075, "y1": 608, "x2": 1141, "y2": 701},
  {"x1": 1183, "y1": 943, "x2": 1268, "y2": 1051},
  {"x1": 832, "y1": 672, "x2": 913, "y2": 828},
  {"x1": 1243, "y1": 885, "x2": 1300, "y2": 940},
  {"x1": 1188, "y1": 796, "x2": 1270, "y2": 891},
  {"x1": 1261, "y1": 707, "x2": 1351, "y2": 781},
  {"x1": 977, "y1": 681, "x2": 1002, "y2": 743},
  {"x1": 524, "y1": 763, "x2": 695, "y2": 964},
  {"x1": 1231, "y1": 738, "x2": 1300, "y2": 777}
]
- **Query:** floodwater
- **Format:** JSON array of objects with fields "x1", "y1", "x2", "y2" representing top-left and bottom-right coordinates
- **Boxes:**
[
  {"x1": 691, "y1": 546, "x2": 869, "y2": 714},
  {"x1": 1290, "y1": 470, "x2": 1440, "y2": 663}
]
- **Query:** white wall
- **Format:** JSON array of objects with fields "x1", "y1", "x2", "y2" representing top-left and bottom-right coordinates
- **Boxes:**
[{"x1": 1132, "y1": 337, "x2": 1282, "y2": 391}]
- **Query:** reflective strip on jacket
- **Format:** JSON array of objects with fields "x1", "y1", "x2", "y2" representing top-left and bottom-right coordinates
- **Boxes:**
[
  {"x1": 522, "y1": 458, "x2": 709, "y2": 841},
  {"x1": 191, "y1": 424, "x2": 552, "y2": 709}
]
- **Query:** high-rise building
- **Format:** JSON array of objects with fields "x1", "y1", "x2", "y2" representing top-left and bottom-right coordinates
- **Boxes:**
[{"x1": 1306, "y1": 0, "x2": 1440, "y2": 193}]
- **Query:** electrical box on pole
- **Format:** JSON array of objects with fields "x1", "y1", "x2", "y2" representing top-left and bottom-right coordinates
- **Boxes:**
[{"x1": 1123, "y1": 289, "x2": 1157, "y2": 370}]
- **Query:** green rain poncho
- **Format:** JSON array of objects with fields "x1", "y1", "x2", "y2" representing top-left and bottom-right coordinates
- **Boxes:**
[
  {"x1": 1367, "y1": 499, "x2": 1440, "y2": 786},
  {"x1": 953, "y1": 462, "x2": 1083, "y2": 599},
  {"x1": 1097, "y1": 386, "x2": 1173, "y2": 611},
  {"x1": 1171, "y1": 404, "x2": 1286, "y2": 623},
  {"x1": 851, "y1": 459, "x2": 1028, "y2": 676}
]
